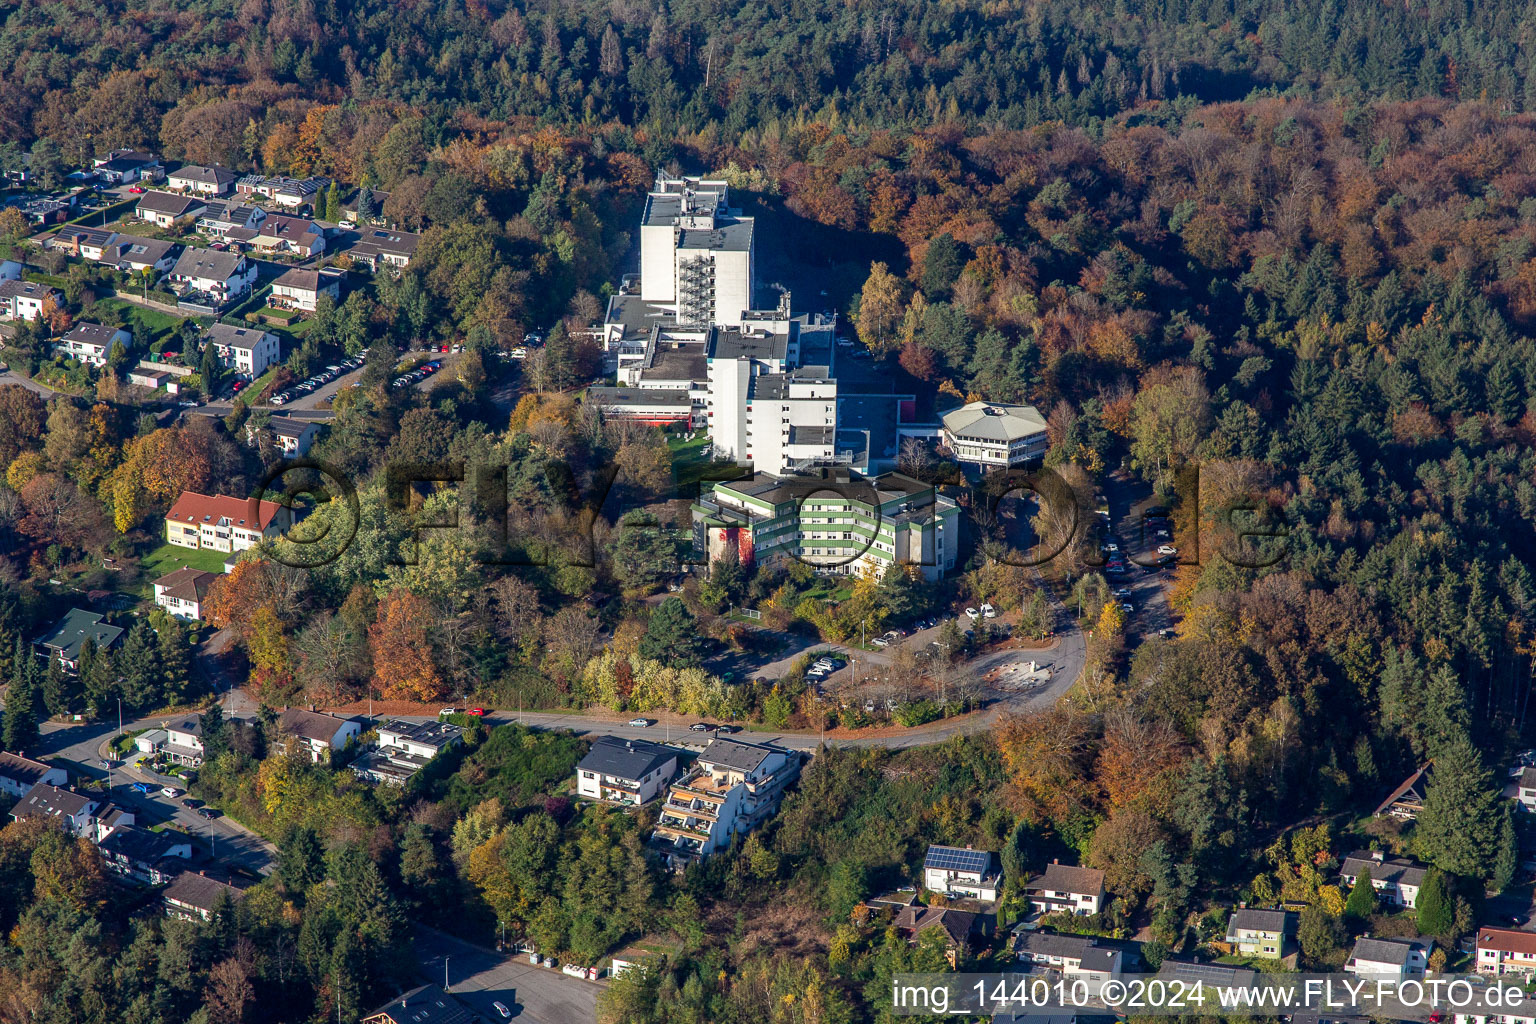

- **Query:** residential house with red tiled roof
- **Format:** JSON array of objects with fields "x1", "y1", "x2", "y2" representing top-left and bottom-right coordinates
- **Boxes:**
[{"x1": 164, "y1": 491, "x2": 290, "y2": 553}]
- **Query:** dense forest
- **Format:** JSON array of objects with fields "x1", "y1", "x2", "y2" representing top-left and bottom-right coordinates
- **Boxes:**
[
  {"x1": 7, "y1": 0, "x2": 1536, "y2": 147},
  {"x1": 4, "y1": 0, "x2": 1536, "y2": 1019}
]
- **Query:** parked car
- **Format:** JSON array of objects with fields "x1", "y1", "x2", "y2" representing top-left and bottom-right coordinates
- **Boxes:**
[
  {"x1": 1157, "y1": 544, "x2": 1178, "y2": 555},
  {"x1": 161, "y1": 786, "x2": 182, "y2": 798},
  {"x1": 1119, "y1": 602, "x2": 1134, "y2": 613},
  {"x1": 870, "y1": 637, "x2": 889, "y2": 648},
  {"x1": 467, "y1": 708, "x2": 486, "y2": 716},
  {"x1": 980, "y1": 603, "x2": 996, "y2": 618},
  {"x1": 689, "y1": 723, "x2": 710, "y2": 732},
  {"x1": 715, "y1": 724, "x2": 740, "y2": 734},
  {"x1": 628, "y1": 718, "x2": 652, "y2": 727},
  {"x1": 439, "y1": 707, "x2": 459, "y2": 716},
  {"x1": 128, "y1": 185, "x2": 146, "y2": 193},
  {"x1": 131, "y1": 782, "x2": 152, "y2": 794},
  {"x1": 964, "y1": 607, "x2": 979, "y2": 620},
  {"x1": 199, "y1": 808, "x2": 218, "y2": 819},
  {"x1": 494, "y1": 1002, "x2": 511, "y2": 1019}
]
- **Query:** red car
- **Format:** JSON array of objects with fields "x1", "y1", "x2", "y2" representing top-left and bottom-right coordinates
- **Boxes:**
[
  {"x1": 467, "y1": 708, "x2": 487, "y2": 716},
  {"x1": 128, "y1": 186, "x2": 146, "y2": 193}
]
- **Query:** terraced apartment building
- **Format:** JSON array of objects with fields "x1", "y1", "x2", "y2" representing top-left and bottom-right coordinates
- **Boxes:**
[{"x1": 691, "y1": 468, "x2": 959, "y2": 581}]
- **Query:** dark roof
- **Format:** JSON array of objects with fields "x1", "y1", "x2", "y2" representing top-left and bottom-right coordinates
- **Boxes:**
[
  {"x1": 364, "y1": 983, "x2": 477, "y2": 1024},
  {"x1": 700, "y1": 737, "x2": 783, "y2": 773},
  {"x1": 112, "y1": 235, "x2": 178, "y2": 265},
  {"x1": 587, "y1": 387, "x2": 692, "y2": 409},
  {"x1": 1028, "y1": 862, "x2": 1106, "y2": 896},
  {"x1": 172, "y1": 247, "x2": 246, "y2": 281},
  {"x1": 13, "y1": 782, "x2": 96, "y2": 820},
  {"x1": 1350, "y1": 936, "x2": 1424, "y2": 965},
  {"x1": 709, "y1": 324, "x2": 789, "y2": 362},
  {"x1": 377, "y1": 720, "x2": 463, "y2": 750},
  {"x1": 278, "y1": 708, "x2": 361, "y2": 744},
  {"x1": 165, "y1": 714, "x2": 203, "y2": 738},
  {"x1": 1373, "y1": 764, "x2": 1430, "y2": 816},
  {"x1": 163, "y1": 871, "x2": 245, "y2": 912},
  {"x1": 1016, "y1": 931, "x2": 1100, "y2": 959},
  {"x1": 677, "y1": 217, "x2": 753, "y2": 252},
  {"x1": 893, "y1": 906, "x2": 979, "y2": 944},
  {"x1": 136, "y1": 191, "x2": 205, "y2": 217},
  {"x1": 789, "y1": 425, "x2": 837, "y2": 445},
  {"x1": 578, "y1": 736, "x2": 677, "y2": 781},
  {"x1": 63, "y1": 321, "x2": 127, "y2": 346},
  {"x1": 0, "y1": 279, "x2": 59, "y2": 301},
  {"x1": 272, "y1": 267, "x2": 333, "y2": 291},
  {"x1": 51, "y1": 226, "x2": 116, "y2": 248},
  {"x1": 0, "y1": 753, "x2": 61, "y2": 788},
  {"x1": 924, "y1": 845, "x2": 993, "y2": 876},
  {"x1": 349, "y1": 228, "x2": 420, "y2": 259},
  {"x1": 100, "y1": 825, "x2": 185, "y2": 863},
  {"x1": 605, "y1": 293, "x2": 677, "y2": 342},
  {"x1": 639, "y1": 348, "x2": 708, "y2": 383},
  {"x1": 37, "y1": 609, "x2": 124, "y2": 659},
  {"x1": 1228, "y1": 908, "x2": 1292, "y2": 934},
  {"x1": 1339, "y1": 852, "x2": 1427, "y2": 889},
  {"x1": 204, "y1": 323, "x2": 273, "y2": 350},
  {"x1": 170, "y1": 165, "x2": 237, "y2": 187},
  {"x1": 1157, "y1": 959, "x2": 1259, "y2": 986},
  {"x1": 266, "y1": 415, "x2": 321, "y2": 439},
  {"x1": 153, "y1": 567, "x2": 220, "y2": 604}
]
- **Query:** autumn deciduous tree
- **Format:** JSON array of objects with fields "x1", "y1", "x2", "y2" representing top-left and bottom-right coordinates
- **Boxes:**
[
  {"x1": 0, "y1": 386, "x2": 45, "y2": 469},
  {"x1": 996, "y1": 707, "x2": 1095, "y2": 823},
  {"x1": 856, "y1": 262, "x2": 904, "y2": 352},
  {"x1": 1095, "y1": 710, "x2": 1186, "y2": 810},
  {"x1": 107, "y1": 424, "x2": 225, "y2": 531},
  {"x1": 369, "y1": 588, "x2": 445, "y2": 701}
]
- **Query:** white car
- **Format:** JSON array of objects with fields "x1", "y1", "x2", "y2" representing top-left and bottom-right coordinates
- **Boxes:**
[
  {"x1": 964, "y1": 607, "x2": 979, "y2": 620},
  {"x1": 510, "y1": 347, "x2": 528, "y2": 359},
  {"x1": 1112, "y1": 587, "x2": 1131, "y2": 598},
  {"x1": 869, "y1": 637, "x2": 889, "y2": 648},
  {"x1": 980, "y1": 603, "x2": 996, "y2": 618},
  {"x1": 1157, "y1": 544, "x2": 1178, "y2": 555},
  {"x1": 1120, "y1": 602, "x2": 1134, "y2": 613},
  {"x1": 493, "y1": 1002, "x2": 511, "y2": 1018},
  {"x1": 161, "y1": 786, "x2": 182, "y2": 798},
  {"x1": 628, "y1": 718, "x2": 651, "y2": 727}
]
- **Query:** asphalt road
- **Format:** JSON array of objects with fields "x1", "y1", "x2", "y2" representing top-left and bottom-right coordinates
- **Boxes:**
[
  {"x1": 0, "y1": 369, "x2": 59, "y2": 397},
  {"x1": 416, "y1": 926, "x2": 601, "y2": 1023},
  {"x1": 35, "y1": 714, "x2": 277, "y2": 876}
]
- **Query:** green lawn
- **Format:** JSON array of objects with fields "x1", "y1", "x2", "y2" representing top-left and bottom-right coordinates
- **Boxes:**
[
  {"x1": 138, "y1": 541, "x2": 231, "y2": 586},
  {"x1": 89, "y1": 298, "x2": 186, "y2": 346},
  {"x1": 242, "y1": 364, "x2": 282, "y2": 403},
  {"x1": 670, "y1": 433, "x2": 745, "y2": 496}
]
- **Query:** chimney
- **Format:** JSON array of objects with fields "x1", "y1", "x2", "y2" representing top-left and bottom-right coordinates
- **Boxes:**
[
  {"x1": 1371, "y1": 850, "x2": 1384, "y2": 864},
  {"x1": 1052, "y1": 858, "x2": 1059, "y2": 865}
]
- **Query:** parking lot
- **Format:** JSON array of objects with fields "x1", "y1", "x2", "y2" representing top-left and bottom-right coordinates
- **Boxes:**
[{"x1": 269, "y1": 350, "x2": 369, "y2": 407}]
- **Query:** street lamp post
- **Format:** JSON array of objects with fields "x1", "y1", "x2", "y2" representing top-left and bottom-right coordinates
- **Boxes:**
[{"x1": 444, "y1": 956, "x2": 450, "y2": 991}]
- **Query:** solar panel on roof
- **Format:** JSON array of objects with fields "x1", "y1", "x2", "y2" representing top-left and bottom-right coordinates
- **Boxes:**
[{"x1": 924, "y1": 845, "x2": 990, "y2": 873}]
